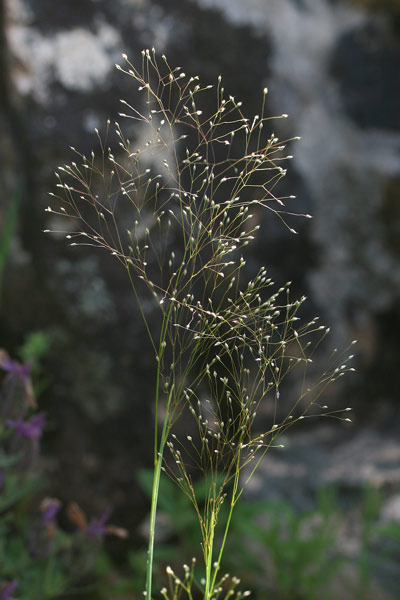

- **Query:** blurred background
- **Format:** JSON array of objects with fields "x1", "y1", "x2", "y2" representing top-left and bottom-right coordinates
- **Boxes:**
[{"x1": 1, "y1": 0, "x2": 400, "y2": 597}]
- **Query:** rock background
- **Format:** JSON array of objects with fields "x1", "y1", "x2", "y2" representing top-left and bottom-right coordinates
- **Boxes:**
[{"x1": 1, "y1": 0, "x2": 400, "y2": 571}]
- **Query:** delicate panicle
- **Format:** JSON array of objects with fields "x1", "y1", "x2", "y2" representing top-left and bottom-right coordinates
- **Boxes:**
[{"x1": 45, "y1": 50, "x2": 354, "y2": 600}]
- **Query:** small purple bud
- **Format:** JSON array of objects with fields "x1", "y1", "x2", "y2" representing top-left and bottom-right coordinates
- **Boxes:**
[
  {"x1": 6, "y1": 413, "x2": 46, "y2": 439},
  {"x1": 86, "y1": 507, "x2": 112, "y2": 537},
  {"x1": 1, "y1": 580, "x2": 18, "y2": 600},
  {"x1": 0, "y1": 351, "x2": 36, "y2": 415},
  {"x1": 41, "y1": 497, "x2": 61, "y2": 523},
  {"x1": 42, "y1": 504, "x2": 59, "y2": 523},
  {"x1": 1, "y1": 359, "x2": 31, "y2": 380}
]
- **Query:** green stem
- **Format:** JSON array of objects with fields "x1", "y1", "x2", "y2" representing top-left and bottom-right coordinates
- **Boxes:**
[
  {"x1": 145, "y1": 440, "x2": 163, "y2": 599},
  {"x1": 128, "y1": 260, "x2": 176, "y2": 600},
  {"x1": 146, "y1": 344, "x2": 174, "y2": 600},
  {"x1": 209, "y1": 451, "x2": 241, "y2": 595},
  {"x1": 204, "y1": 509, "x2": 216, "y2": 600},
  {"x1": 145, "y1": 393, "x2": 172, "y2": 599},
  {"x1": 145, "y1": 309, "x2": 172, "y2": 599}
]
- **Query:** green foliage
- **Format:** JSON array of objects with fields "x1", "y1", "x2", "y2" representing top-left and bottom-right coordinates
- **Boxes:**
[
  {"x1": 228, "y1": 491, "x2": 342, "y2": 600},
  {"x1": 0, "y1": 348, "x2": 120, "y2": 599},
  {"x1": 379, "y1": 519, "x2": 400, "y2": 546},
  {"x1": 138, "y1": 469, "x2": 208, "y2": 553},
  {"x1": 0, "y1": 523, "x2": 73, "y2": 599},
  {"x1": 18, "y1": 330, "x2": 53, "y2": 399},
  {"x1": 114, "y1": 480, "x2": 400, "y2": 600},
  {"x1": 135, "y1": 472, "x2": 343, "y2": 599},
  {"x1": 356, "y1": 486, "x2": 382, "y2": 598},
  {"x1": 18, "y1": 331, "x2": 52, "y2": 365}
]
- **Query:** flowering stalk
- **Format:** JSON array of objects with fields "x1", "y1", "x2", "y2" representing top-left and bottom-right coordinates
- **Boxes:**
[
  {"x1": 47, "y1": 49, "x2": 354, "y2": 599},
  {"x1": 146, "y1": 373, "x2": 173, "y2": 600}
]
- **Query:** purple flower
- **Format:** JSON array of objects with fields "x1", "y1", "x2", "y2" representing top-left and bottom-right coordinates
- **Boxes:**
[
  {"x1": 86, "y1": 507, "x2": 112, "y2": 537},
  {"x1": 6, "y1": 413, "x2": 46, "y2": 438},
  {"x1": 66, "y1": 502, "x2": 128, "y2": 540},
  {"x1": 1, "y1": 581, "x2": 18, "y2": 600},
  {"x1": 0, "y1": 351, "x2": 36, "y2": 411},
  {"x1": 0, "y1": 359, "x2": 31, "y2": 380},
  {"x1": 40, "y1": 497, "x2": 61, "y2": 523},
  {"x1": 28, "y1": 498, "x2": 61, "y2": 558}
]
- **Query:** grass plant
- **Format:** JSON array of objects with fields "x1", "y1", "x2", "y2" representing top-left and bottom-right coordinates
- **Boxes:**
[{"x1": 46, "y1": 49, "x2": 354, "y2": 599}]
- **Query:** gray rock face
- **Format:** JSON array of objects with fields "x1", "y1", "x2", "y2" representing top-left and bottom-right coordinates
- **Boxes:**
[
  {"x1": 331, "y1": 19, "x2": 400, "y2": 130},
  {"x1": 1, "y1": 0, "x2": 400, "y2": 540},
  {"x1": 246, "y1": 424, "x2": 400, "y2": 506},
  {"x1": 191, "y1": 0, "x2": 400, "y2": 355}
]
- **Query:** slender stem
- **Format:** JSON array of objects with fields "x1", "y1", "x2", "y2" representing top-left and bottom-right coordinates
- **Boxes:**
[
  {"x1": 209, "y1": 450, "x2": 241, "y2": 595},
  {"x1": 145, "y1": 440, "x2": 163, "y2": 599},
  {"x1": 126, "y1": 267, "x2": 156, "y2": 354},
  {"x1": 152, "y1": 309, "x2": 170, "y2": 461},
  {"x1": 126, "y1": 265, "x2": 162, "y2": 599},
  {"x1": 204, "y1": 509, "x2": 216, "y2": 600},
  {"x1": 145, "y1": 304, "x2": 173, "y2": 599},
  {"x1": 145, "y1": 392, "x2": 172, "y2": 599}
]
